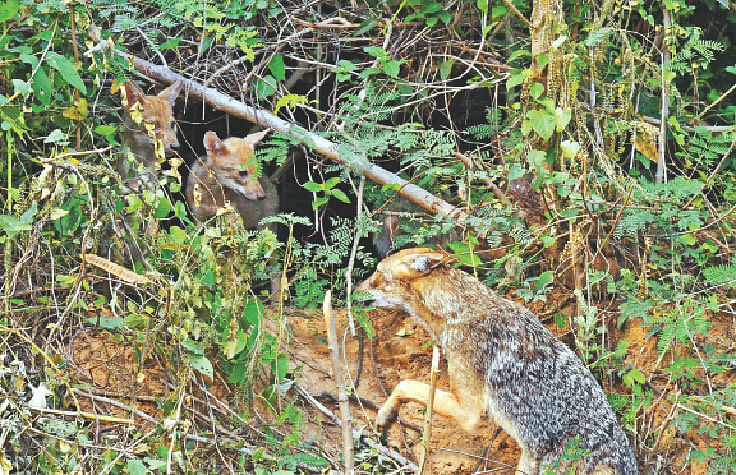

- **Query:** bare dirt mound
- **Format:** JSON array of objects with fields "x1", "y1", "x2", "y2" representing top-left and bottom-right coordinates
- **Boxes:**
[{"x1": 274, "y1": 307, "x2": 520, "y2": 473}]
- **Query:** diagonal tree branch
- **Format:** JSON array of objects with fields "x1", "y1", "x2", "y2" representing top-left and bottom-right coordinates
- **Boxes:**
[{"x1": 119, "y1": 52, "x2": 469, "y2": 223}]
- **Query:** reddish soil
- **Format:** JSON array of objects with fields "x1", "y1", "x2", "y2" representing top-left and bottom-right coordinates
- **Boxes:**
[{"x1": 66, "y1": 299, "x2": 734, "y2": 473}]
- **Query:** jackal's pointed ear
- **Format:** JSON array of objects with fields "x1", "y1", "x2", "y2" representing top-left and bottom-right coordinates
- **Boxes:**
[
  {"x1": 159, "y1": 80, "x2": 183, "y2": 106},
  {"x1": 408, "y1": 252, "x2": 447, "y2": 274},
  {"x1": 244, "y1": 129, "x2": 270, "y2": 147},
  {"x1": 122, "y1": 81, "x2": 145, "y2": 110},
  {"x1": 203, "y1": 131, "x2": 226, "y2": 157},
  {"x1": 386, "y1": 249, "x2": 449, "y2": 280}
]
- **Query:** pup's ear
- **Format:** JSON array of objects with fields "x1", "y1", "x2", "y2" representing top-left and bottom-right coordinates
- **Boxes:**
[
  {"x1": 159, "y1": 80, "x2": 183, "y2": 106},
  {"x1": 244, "y1": 129, "x2": 270, "y2": 147},
  {"x1": 203, "y1": 131, "x2": 226, "y2": 158},
  {"x1": 122, "y1": 81, "x2": 145, "y2": 110}
]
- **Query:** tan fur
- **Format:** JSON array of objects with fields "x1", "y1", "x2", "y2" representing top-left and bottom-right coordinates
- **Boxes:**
[
  {"x1": 186, "y1": 130, "x2": 278, "y2": 229},
  {"x1": 118, "y1": 80, "x2": 183, "y2": 190},
  {"x1": 357, "y1": 248, "x2": 637, "y2": 475}
]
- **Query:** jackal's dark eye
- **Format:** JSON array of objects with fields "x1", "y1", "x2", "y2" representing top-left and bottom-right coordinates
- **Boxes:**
[{"x1": 238, "y1": 170, "x2": 249, "y2": 178}]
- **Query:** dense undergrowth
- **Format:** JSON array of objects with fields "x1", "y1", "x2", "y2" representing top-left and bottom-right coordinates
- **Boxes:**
[{"x1": 1, "y1": 0, "x2": 735, "y2": 472}]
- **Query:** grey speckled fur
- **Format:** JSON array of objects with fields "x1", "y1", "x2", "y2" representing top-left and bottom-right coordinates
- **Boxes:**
[{"x1": 357, "y1": 248, "x2": 637, "y2": 475}]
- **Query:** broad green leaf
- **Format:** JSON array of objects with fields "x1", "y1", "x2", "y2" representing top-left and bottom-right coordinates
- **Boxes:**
[
  {"x1": 325, "y1": 176, "x2": 340, "y2": 188},
  {"x1": 254, "y1": 75, "x2": 276, "y2": 100},
  {"x1": 243, "y1": 297, "x2": 263, "y2": 326},
  {"x1": 302, "y1": 181, "x2": 323, "y2": 193},
  {"x1": 329, "y1": 188, "x2": 350, "y2": 203},
  {"x1": 527, "y1": 109, "x2": 556, "y2": 140},
  {"x1": 330, "y1": 189, "x2": 350, "y2": 204},
  {"x1": 440, "y1": 60, "x2": 454, "y2": 81},
  {"x1": 269, "y1": 53, "x2": 286, "y2": 80},
  {"x1": 354, "y1": 19, "x2": 377, "y2": 36},
  {"x1": 506, "y1": 69, "x2": 529, "y2": 89},
  {"x1": 532, "y1": 271, "x2": 554, "y2": 292},
  {"x1": 200, "y1": 268, "x2": 216, "y2": 286},
  {"x1": 229, "y1": 362, "x2": 246, "y2": 383},
  {"x1": 492, "y1": 5, "x2": 508, "y2": 17},
  {"x1": 128, "y1": 459, "x2": 147, "y2": 475},
  {"x1": 628, "y1": 368, "x2": 646, "y2": 384},
  {"x1": 189, "y1": 355, "x2": 213, "y2": 379},
  {"x1": 508, "y1": 162, "x2": 525, "y2": 180},
  {"x1": 46, "y1": 52, "x2": 87, "y2": 95},
  {"x1": 12, "y1": 79, "x2": 31, "y2": 97},
  {"x1": 555, "y1": 107, "x2": 572, "y2": 132},
  {"x1": 681, "y1": 233, "x2": 696, "y2": 246},
  {"x1": 312, "y1": 196, "x2": 329, "y2": 209},
  {"x1": 44, "y1": 129, "x2": 68, "y2": 144},
  {"x1": 181, "y1": 339, "x2": 203, "y2": 355},
  {"x1": 144, "y1": 458, "x2": 167, "y2": 471},
  {"x1": 383, "y1": 59, "x2": 401, "y2": 78},
  {"x1": 32, "y1": 67, "x2": 52, "y2": 106},
  {"x1": 0, "y1": 0, "x2": 19, "y2": 22},
  {"x1": 276, "y1": 353, "x2": 289, "y2": 379},
  {"x1": 529, "y1": 82, "x2": 544, "y2": 100},
  {"x1": 123, "y1": 314, "x2": 148, "y2": 330},
  {"x1": 536, "y1": 52, "x2": 549, "y2": 69},
  {"x1": 508, "y1": 49, "x2": 531, "y2": 61},
  {"x1": 447, "y1": 241, "x2": 481, "y2": 267},
  {"x1": 273, "y1": 93, "x2": 308, "y2": 113},
  {"x1": 155, "y1": 197, "x2": 173, "y2": 218},
  {"x1": 540, "y1": 234, "x2": 557, "y2": 248},
  {"x1": 224, "y1": 331, "x2": 246, "y2": 359},
  {"x1": 560, "y1": 139, "x2": 580, "y2": 159},
  {"x1": 358, "y1": 67, "x2": 382, "y2": 79},
  {"x1": 87, "y1": 317, "x2": 123, "y2": 330},
  {"x1": 21, "y1": 202, "x2": 37, "y2": 225},
  {"x1": 94, "y1": 124, "x2": 116, "y2": 137},
  {"x1": 159, "y1": 38, "x2": 181, "y2": 50},
  {"x1": 363, "y1": 46, "x2": 387, "y2": 58},
  {"x1": 0, "y1": 202, "x2": 36, "y2": 238}
]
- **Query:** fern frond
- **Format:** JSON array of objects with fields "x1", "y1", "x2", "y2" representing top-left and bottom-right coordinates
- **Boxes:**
[{"x1": 703, "y1": 265, "x2": 736, "y2": 287}]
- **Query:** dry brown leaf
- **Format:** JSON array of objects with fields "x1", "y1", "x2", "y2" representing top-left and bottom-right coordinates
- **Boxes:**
[{"x1": 83, "y1": 254, "x2": 149, "y2": 285}]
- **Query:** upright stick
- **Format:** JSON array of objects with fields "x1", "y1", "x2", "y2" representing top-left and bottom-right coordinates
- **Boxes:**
[
  {"x1": 418, "y1": 345, "x2": 440, "y2": 475},
  {"x1": 323, "y1": 291, "x2": 354, "y2": 473}
]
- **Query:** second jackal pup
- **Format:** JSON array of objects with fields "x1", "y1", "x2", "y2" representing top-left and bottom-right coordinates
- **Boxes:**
[
  {"x1": 186, "y1": 130, "x2": 278, "y2": 230},
  {"x1": 357, "y1": 248, "x2": 637, "y2": 474}
]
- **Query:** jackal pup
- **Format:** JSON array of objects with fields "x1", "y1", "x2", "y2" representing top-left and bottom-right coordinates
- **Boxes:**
[
  {"x1": 186, "y1": 130, "x2": 278, "y2": 230},
  {"x1": 119, "y1": 80, "x2": 183, "y2": 190},
  {"x1": 357, "y1": 248, "x2": 637, "y2": 475}
]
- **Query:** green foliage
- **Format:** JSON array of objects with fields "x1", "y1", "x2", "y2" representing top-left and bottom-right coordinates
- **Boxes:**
[
  {"x1": 671, "y1": 32, "x2": 725, "y2": 73},
  {"x1": 703, "y1": 264, "x2": 736, "y2": 287},
  {"x1": 302, "y1": 176, "x2": 351, "y2": 209}
]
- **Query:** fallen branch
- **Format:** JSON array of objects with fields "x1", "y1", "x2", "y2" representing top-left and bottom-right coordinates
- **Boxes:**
[{"x1": 119, "y1": 52, "x2": 468, "y2": 222}]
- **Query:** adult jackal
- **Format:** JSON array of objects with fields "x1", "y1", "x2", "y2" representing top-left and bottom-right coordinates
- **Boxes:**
[{"x1": 357, "y1": 248, "x2": 638, "y2": 475}]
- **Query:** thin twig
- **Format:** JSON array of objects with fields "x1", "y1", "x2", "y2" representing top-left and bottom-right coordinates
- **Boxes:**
[
  {"x1": 502, "y1": 0, "x2": 531, "y2": 28},
  {"x1": 417, "y1": 346, "x2": 440, "y2": 475}
]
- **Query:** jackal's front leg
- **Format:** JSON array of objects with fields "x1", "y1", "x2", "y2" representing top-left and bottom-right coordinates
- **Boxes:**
[{"x1": 376, "y1": 380, "x2": 482, "y2": 433}]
